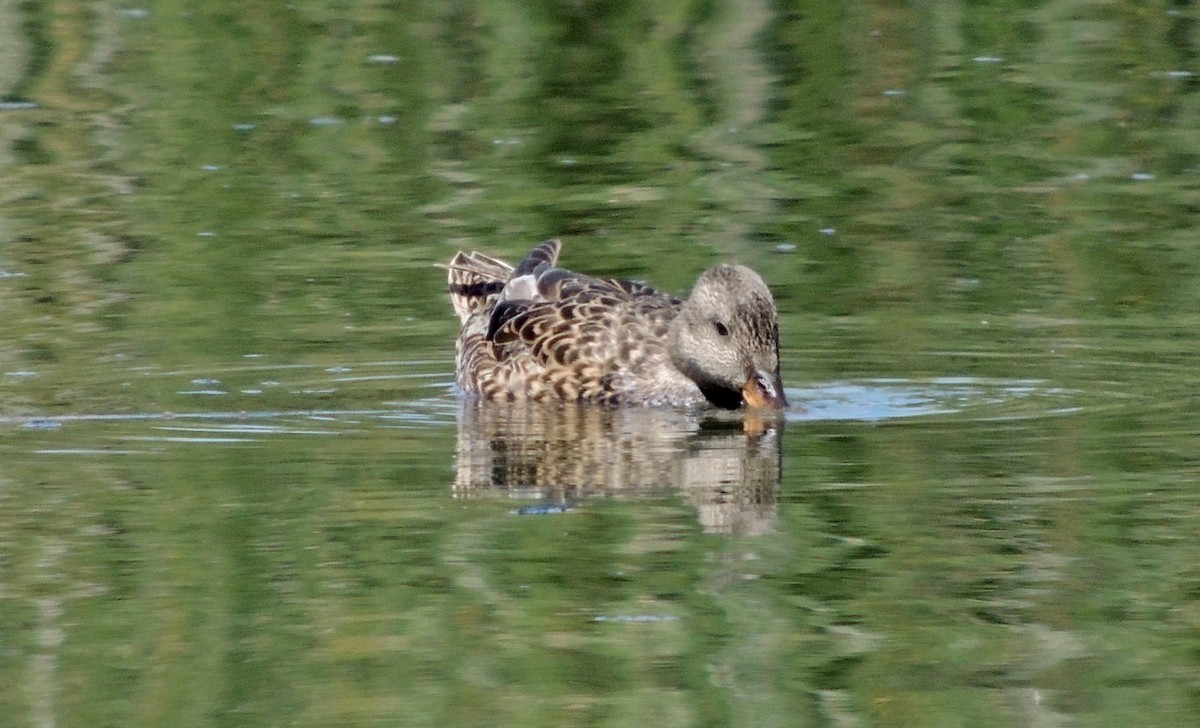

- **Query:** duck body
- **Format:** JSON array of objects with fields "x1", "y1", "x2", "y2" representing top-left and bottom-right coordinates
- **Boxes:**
[{"x1": 446, "y1": 239, "x2": 785, "y2": 410}]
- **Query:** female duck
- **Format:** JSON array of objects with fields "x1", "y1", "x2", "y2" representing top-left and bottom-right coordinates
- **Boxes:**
[{"x1": 447, "y1": 239, "x2": 786, "y2": 410}]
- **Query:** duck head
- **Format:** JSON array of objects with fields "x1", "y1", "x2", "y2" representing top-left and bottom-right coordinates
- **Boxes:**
[{"x1": 669, "y1": 264, "x2": 787, "y2": 411}]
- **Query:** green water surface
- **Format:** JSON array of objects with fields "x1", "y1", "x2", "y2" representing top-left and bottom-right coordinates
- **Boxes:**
[{"x1": 2, "y1": 1, "x2": 1200, "y2": 726}]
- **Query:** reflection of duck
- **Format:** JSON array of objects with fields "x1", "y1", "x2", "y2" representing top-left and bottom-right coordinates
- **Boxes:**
[
  {"x1": 446, "y1": 239, "x2": 786, "y2": 410},
  {"x1": 453, "y1": 399, "x2": 781, "y2": 535}
]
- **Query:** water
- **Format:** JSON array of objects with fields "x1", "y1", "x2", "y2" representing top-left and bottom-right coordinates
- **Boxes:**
[{"x1": 3, "y1": 1, "x2": 1200, "y2": 726}]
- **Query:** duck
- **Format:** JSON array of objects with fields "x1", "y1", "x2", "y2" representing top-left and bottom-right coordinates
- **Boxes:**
[{"x1": 446, "y1": 239, "x2": 786, "y2": 410}]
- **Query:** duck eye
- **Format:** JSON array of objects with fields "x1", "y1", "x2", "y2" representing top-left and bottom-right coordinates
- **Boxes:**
[{"x1": 713, "y1": 321, "x2": 730, "y2": 337}]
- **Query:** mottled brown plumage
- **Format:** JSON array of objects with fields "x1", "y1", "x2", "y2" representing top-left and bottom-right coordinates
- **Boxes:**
[{"x1": 446, "y1": 239, "x2": 786, "y2": 409}]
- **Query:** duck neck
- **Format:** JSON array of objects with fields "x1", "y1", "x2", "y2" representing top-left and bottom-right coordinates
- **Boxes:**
[{"x1": 666, "y1": 314, "x2": 691, "y2": 375}]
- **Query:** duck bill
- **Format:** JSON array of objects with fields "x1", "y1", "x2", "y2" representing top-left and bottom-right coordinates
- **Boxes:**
[{"x1": 741, "y1": 371, "x2": 787, "y2": 410}]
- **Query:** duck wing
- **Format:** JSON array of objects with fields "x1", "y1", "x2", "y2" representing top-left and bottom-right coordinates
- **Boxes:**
[
  {"x1": 488, "y1": 263, "x2": 680, "y2": 376},
  {"x1": 451, "y1": 239, "x2": 688, "y2": 403}
]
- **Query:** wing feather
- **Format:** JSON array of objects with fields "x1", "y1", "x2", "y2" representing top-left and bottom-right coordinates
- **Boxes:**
[{"x1": 450, "y1": 239, "x2": 692, "y2": 404}]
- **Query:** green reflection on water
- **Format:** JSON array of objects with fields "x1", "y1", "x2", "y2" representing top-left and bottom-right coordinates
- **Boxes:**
[{"x1": 2, "y1": 0, "x2": 1200, "y2": 726}]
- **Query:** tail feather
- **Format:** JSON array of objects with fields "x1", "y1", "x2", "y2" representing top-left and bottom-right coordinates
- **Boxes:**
[
  {"x1": 444, "y1": 241, "x2": 562, "y2": 324},
  {"x1": 445, "y1": 251, "x2": 513, "y2": 323}
]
